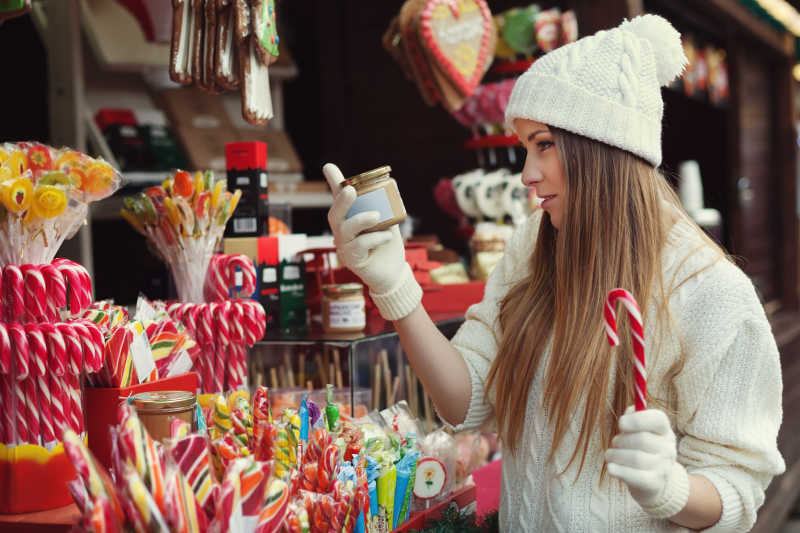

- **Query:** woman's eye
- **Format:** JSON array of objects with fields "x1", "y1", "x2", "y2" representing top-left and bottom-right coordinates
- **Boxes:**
[{"x1": 538, "y1": 141, "x2": 553, "y2": 151}]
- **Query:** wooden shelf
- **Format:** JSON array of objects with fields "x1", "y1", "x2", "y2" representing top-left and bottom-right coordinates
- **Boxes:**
[{"x1": 0, "y1": 504, "x2": 79, "y2": 533}]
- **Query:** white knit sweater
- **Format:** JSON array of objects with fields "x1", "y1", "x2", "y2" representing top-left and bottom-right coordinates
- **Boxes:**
[{"x1": 446, "y1": 210, "x2": 785, "y2": 532}]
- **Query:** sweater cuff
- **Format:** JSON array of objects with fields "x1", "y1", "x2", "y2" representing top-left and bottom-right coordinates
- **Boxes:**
[
  {"x1": 369, "y1": 263, "x2": 422, "y2": 321},
  {"x1": 693, "y1": 471, "x2": 744, "y2": 533},
  {"x1": 640, "y1": 462, "x2": 690, "y2": 519}
]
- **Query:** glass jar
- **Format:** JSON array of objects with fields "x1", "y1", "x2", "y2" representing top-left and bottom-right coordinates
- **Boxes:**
[
  {"x1": 342, "y1": 166, "x2": 407, "y2": 233},
  {"x1": 321, "y1": 283, "x2": 366, "y2": 333},
  {"x1": 130, "y1": 390, "x2": 196, "y2": 442}
]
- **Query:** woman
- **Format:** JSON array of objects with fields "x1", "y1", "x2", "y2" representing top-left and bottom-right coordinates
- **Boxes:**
[{"x1": 324, "y1": 14, "x2": 784, "y2": 532}]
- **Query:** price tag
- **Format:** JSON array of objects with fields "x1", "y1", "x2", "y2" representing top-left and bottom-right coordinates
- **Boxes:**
[{"x1": 130, "y1": 329, "x2": 157, "y2": 383}]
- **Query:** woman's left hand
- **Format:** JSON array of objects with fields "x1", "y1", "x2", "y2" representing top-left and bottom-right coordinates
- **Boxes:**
[{"x1": 605, "y1": 406, "x2": 690, "y2": 519}]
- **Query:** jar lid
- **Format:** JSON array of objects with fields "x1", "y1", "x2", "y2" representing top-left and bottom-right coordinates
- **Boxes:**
[
  {"x1": 131, "y1": 390, "x2": 196, "y2": 411},
  {"x1": 322, "y1": 283, "x2": 364, "y2": 296},
  {"x1": 342, "y1": 166, "x2": 392, "y2": 188}
]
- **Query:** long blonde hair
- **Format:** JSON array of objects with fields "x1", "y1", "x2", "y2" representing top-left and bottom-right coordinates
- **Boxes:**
[{"x1": 485, "y1": 127, "x2": 725, "y2": 474}]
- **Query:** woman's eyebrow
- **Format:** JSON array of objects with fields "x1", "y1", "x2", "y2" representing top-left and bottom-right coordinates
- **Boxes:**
[{"x1": 527, "y1": 129, "x2": 549, "y2": 142}]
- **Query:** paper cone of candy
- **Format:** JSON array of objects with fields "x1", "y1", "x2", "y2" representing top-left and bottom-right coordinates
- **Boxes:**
[
  {"x1": 121, "y1": 171, "x2": 266, "y2": 394},
  {"x1": 0, "y1": 142, "x2": 120, "y2": 513}
]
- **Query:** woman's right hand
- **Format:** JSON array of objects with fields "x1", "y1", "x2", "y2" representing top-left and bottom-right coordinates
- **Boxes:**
[{"x1": 323, "y1": 163, "x2": 421, "y2": 320}]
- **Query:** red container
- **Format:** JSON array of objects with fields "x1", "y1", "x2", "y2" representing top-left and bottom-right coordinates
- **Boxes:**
[
  {"x1": 0, "y1": 440, "x2": 77, "y2": 514},
  {"x1": 84, "y1": 372, "x2": 198, "y2": 470}
]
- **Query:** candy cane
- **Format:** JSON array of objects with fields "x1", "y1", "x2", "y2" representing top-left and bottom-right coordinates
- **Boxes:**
[
  {"x1": 0, "y1": 322, "x2": 9, "y2": 375},
  {"x1": 53, "y1": 259, "x2": 91, "y2": 315},
  {"x1": 28, "y1": 324, "x2": 55, "y2": 445},
  {"x1": 21, "y1": 265, "x2": 48, "y2": 323},
  {"x1": 58, "y1": 323, "x2": 84, "y2": 376},
  {"x1": 66, "y1": 372, "x2": 83, "y2": 434},
  {"x1": 226, "y1": 255, "x2": 256, "y2": 298},
  {"x1": 4, "y1": 265, "x2": 24, "y2": 323},
  {"x1": 604, "y1": 288, "x2": 646, "y2": 411},
  {"x1": 204, "y1": 254, "x2": 230, "y2": 302},
  {"x1": 41, "y1": 264, "x2": 66, "y2": 321},
  {"x1": 9, "y1": 324, "x2": 32, "y2": 444},
  {"x1": 0, "y1": 376, "x2": 14, "y2": 443}
]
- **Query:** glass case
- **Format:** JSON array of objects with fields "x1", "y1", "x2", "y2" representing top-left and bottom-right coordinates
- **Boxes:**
[{"x1": 248, "y1": 311, "x2": 465, "y2": 428}]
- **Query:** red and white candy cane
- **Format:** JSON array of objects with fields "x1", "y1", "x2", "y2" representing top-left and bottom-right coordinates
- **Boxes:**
[
  {"x1": 4, "y1": 265, "x2": 24, "y2": 323},
  {"x1": 204, "y1": 254, "x2": 230, "y2": 302},
  {"x1": 21, "y1": 265, "x2": 47, "y2": 323},
  {"x1": 28, "y1": 324, "x2": 56, "y2": 445},
  {"x1": 53, "y1": 259, "x2": 91, "y2": 315},
  {"x1": 0, "y1": 322, "x2": 9, "y2": 375},
  {"x1": 41, "y1": 263, "x2": 67, "y2": 321},
  {"x1": 604, "y1": 288, "x2": 646, "y2": 411},
  {"x1": 58, "y1": 323, "x2": 84, "y2": 376},
  {"x1": 226, "y1": 254, "x2": 257, "y2": 298},
  {"x1": 9, "y1": 323, "x2": 33, "y2": 443}
]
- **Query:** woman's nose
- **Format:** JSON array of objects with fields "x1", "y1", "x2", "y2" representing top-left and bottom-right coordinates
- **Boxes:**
[{"x1": 521, "y1": 164, "x2": 542, "y2": 187}]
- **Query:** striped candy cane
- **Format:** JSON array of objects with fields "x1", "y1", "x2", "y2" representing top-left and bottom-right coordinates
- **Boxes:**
[
  {"x1": 604, "y1": 288, "x2": 646, "y2": 411},
  {"x1": 21, "y1": 265, "x2": 48, "y2": 323},
  {"x1": 204, "y1": 254, "x2": 230, "y2": 302},
  {"x1": 4, "y1": 265, "x2": 24, "y2": 323},
  {"x1": 226, "y1": 254, "x2": 257, "y2": 298},
  {"x1": 28, "y1": 324, "x2": 55, "y2": 445},
  {"x1": 41, "y1": 264, "x2": 67, "y2": 321}
]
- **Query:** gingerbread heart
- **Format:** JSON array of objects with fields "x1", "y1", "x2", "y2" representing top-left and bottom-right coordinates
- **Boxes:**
[{"x1": 419, "y1": 0, "x2": 494, "y2": 97}]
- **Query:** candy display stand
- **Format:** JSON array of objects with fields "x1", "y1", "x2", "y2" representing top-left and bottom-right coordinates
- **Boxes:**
[{"x1": 83, "y1": 371, "x2": 198, "y2": 470}]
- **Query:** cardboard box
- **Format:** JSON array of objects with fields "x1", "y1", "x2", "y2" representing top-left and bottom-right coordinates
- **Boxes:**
[
  {"x1": 225, "y1": 141, "x2": 269, "y2": 237},
  {"x1": 84, "y1": 372, "x2": 199, "y2": 470}
]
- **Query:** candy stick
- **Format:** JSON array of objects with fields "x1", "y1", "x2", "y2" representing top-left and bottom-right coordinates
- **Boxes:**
[
  {"x1": 333, "y1": 349, "x2": 342, "y2": 388},
  {"x1": 9, "y1": 323, "x2": 30, "y2": 443},
  {"x1": 423, "y1": 389, "x2": 433, "y2": 433},
  {"x1": 22, "y1": 378, "x2": 41, "y2": 445},
  {"x1": 270, "y1": 367, "x2": 279, "y2": 390},
  {"x1": 226, "y1": 254, "x2": 256, "y2": 298},
  {"x1": 0, "y1": 322, "x2": 9, "y2": 376},
  {"x1": 58, "y1": 322, "x2": 84, "y2": 376},
  {"x1": 204, "y1": 254, "x2": 230, "y2": 302},
  {"x1": 604, "y1": 288, "x2": 647, "y2": 411},
  {"x1": 21, "y1": 264, "x2": 47, "y2": 322},
  {"x1": 373, "y1": 364, "x2": 381, "y2": 411},
  {"x1": 380, "y1": 350, "x2": 392, "y2": 409},
  {"x1": 53, "y1": 258, "x2": 91, "y2": 315},
  {"x1": 41, "y1": 263, "x2": 67, "y2": 320},
  {"x1": 316, "y1": 353, "x2": 327, "y2": 386},
  {"x1": 284, "y1": 352, "x2": 295, "y2": 387},
  {"x1": 405, "y1": 366, "x2": 416, "y2": 417},
  {"x1": 66, "y1": 372, "x2": 83, "y2": 434},
  {"x1": 0, "y1": 374, "x2": 13, "y2": 444},
  {"x1": 229, "y1": 300, "x2": 244, "y2": 344},
  {"x1": 29, "y1": 324, "x2": 56, "y2": 445},
  {"x1": 82, "y1": 321, "x2": 106, "y2": 373},
  {"x1": 4, "y1": 265, "x2": 24, "y2": 323}
]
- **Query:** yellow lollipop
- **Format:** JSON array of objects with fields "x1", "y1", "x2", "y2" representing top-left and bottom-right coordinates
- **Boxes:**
[
  {"x1": 0, "y1": 178, "x2": 33, "y2": 212},
  {"x1": 31, "y1": 185, "x2": 68, "y2": 218}
]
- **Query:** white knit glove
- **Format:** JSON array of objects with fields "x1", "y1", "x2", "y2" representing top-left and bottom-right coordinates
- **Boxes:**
[
  {"x1": 323, "y1": 163, "x2": 422, "y2": 320},
  {"x1": 605, "y1": 406, "x2": 690, "y2": 519}
]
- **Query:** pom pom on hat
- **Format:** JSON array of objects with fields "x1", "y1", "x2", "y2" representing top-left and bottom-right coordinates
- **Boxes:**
[{"x1": 620, "y1": 14, "x2": 688, "y2": 86}]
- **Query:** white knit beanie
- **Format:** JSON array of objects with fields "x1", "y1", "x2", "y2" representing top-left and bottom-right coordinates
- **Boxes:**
[{"x1": 504, "y1": 14, "x2": 687, "y2": 167}]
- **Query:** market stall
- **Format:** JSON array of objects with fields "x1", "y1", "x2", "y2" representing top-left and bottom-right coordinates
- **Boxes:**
[{"x1": 0, "y1": 0, "x2": 799, "y2": 531}]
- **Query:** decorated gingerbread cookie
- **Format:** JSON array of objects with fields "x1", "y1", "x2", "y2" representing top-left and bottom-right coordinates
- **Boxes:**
[
  {"x1": 170, "y1": 0, "x2": 197, "y2": 85},
  {"x1": 399, "y1": 0, "x2": 442, "y2": 107},
  {"x1": 251, "y1": 0, "x2": 279, "y2": 65},
  {"x1": 215, "y1": 1, "x2": 240, "y2": 89},
  {"x1": 419, "y1": 0, "x2": 496, "y2": 98}
]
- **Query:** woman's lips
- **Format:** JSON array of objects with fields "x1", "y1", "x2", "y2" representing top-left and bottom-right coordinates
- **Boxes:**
[{"x1": 540, "y1": 194, "x2": 556, "y2": 207}]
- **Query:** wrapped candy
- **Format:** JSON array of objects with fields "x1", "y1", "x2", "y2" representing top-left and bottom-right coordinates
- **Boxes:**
[
  {"x1": 239, "y1": 457, "x2": 273, "y2": 518},
  {"x1": 62, "y1": 429, "x2": 124, "y2": 523},
  {"x1": 119, "y1": 465, "x2": 170, "y2": 532},
  {"x1": 252, "y1": 387, "x2": 276, "y2": 462},
  {"x1": 116, "y1": 404, "x2": 166, "y2": 513},
  {"x1": 375, "y1": 464, "x2": 397, "y2": 531},
  {"x1": 169, "y1": 433, "x2": 218, "y2": 518},
  {"x1": 163, "y1": 463, "x2": 203, "y2": 533},
  {"x1": 394, "y1": 451, "x2": 419, "y2": 527},
  {"x1": 283, "y1": 501, "x2": 310, "y2": 533},
  {"x1": 255, "y1": 478, "x2": 289, "y2": 533},
  {"x1": 211, "y1": 459, "x2": 246, "y2": 533}
]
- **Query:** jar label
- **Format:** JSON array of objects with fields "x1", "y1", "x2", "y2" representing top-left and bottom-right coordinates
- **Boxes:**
[
  {"x1": 329, "y1": 300, "x2": 365, "y2": 328},
  {"x1": 346, "y1": 188, "x2": 393, "y2": 223}
]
